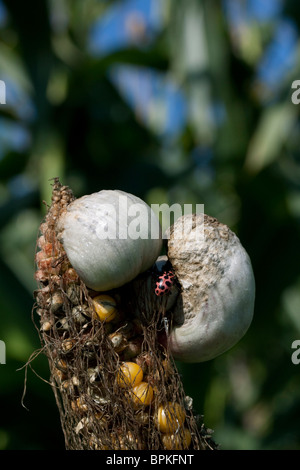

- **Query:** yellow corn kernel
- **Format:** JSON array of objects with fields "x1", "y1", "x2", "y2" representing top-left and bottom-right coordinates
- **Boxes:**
[
  {"x1": 92, "y1": 295, "x2": 117, "y2": 322},
  {"x1": 117, "y1": 362, "x2": 143, "y2": 388},
  {"x1": 156, "y1": 402, "x2": 186, "y2": 433},
  {"x1": 131, "y1": 382, "x2": 154, "y2": 406},
  {"x1": 162, "y1": 428, "x2": 192, "y2": 450}
]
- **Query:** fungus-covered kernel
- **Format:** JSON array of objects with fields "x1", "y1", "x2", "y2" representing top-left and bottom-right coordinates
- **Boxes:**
[
  {"x1": 55, "y1": 358, "x2": 68, "y2": 373},
  {"x1": 92, "y1": 295, "x2": 117, "y2": 322},
  {"x1": 135, "y1": 351, "x2": 153, "y2": 372},
  {"x1": 62, "y1": 267, "x2": 79, "y2": 284},
  {"x1": 161, "y1": 427, "x2": 192, "y2": 450},
  {"x1": 156, "y1": 402, "x2": 186, "y2": 433},
  {"x1": 109, "y1": 332, "x2": 128, "y2": 353},
  {"x1": 135, "y1": 411, "x2": 150, "y2": 425},
  {"x1": 75, "y1": 417, "x2": 89, "y2": 434},
  {"x1": 72, "y1": 305, "x2": 90, "y2": 324},
  {"x1": 61, "y1": 379, "x2": 74, "y2": 393},
  {"x1": 75, "y1": 396, "x2": 88, "y2": 412},
  {"x1": 53, "y1": 368, "x2": 67, "y2": 382},
  {"x1": 35, "y1": 269, "x2": 47, "y2": 282},
  {"x1": 66, "y1": 283, "x2": 81, "y2": 305},
  {"x1": 89, "y1": 434, "x2": 109, "y2": 450},
  {"x1": 94, "y1": 413, "x2": 108, "y2": 426},
  {"x1": 122, "y1": 340, "x2": 142, "y2": 360},
  {"x1": 37, "y1": 235, "x2": 46, "y2": 249},
  {"x1": 161, "y1": 358, "x2": 173, "y2": 378},
  {"x1": 61, "y1": 339, "x2": 75, "y2": 353},
  {"x1": 111, "y1": 431, "x2": 142, "y2": 450},
  {"x1": 131, "y1": 382, "x2": 154, "y2": 406},
  {"x1": 117, "y1": 362, "x2": 143, "y2": 388},
  {"x1": 58, "y1": 317, "x2": 70, "y2": 330},
  {"x1": 41, "y1": 319, "x2": 54, "y2": 332},
  {"x1": 36, "y1": 257, "x2": 60, "y2": 275},
  {"x1": 50, "y1": 293, "x2": 64, "y2": 313},
  {"x1": 35, "y1": 250, "x2": 46, "y2": 265},
  {"x1": 43, "y1": 242, "x2": 56, "y2": 258},
  {"x1": 71, "y1": 400, "x2": 76, "y2": 411}
]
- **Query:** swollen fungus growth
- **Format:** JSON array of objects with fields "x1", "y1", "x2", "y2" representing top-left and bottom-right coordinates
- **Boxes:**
[{"x1": 56, "y1": 189, "x2": 163, "y2": 291}]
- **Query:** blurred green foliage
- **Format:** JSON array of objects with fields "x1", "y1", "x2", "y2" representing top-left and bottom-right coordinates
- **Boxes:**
[{"x1": 0, "y1": 0, "x2": 300, "y2": 450}]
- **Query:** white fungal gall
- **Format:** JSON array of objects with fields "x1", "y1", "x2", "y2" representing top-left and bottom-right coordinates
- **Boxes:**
[
  {"x1": 167, "y1": 214, "x2": 255, "y2": 363},
  {"x1": 57, "y1": 190, "x2": 163, "y2": 291}
]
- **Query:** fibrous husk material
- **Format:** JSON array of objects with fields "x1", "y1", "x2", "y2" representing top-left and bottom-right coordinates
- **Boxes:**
[{"x1": 32, "y1": 178, "x2": 217, "y2": 451}]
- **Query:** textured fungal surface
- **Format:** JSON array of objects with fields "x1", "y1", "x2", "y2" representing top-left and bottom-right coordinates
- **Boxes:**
[
  {"x1": 33, "y1": 179, "x2": 216, "y2": 450},
  {"x1": 56, "y1": 190, "x2": 163, "y2": 292},
  {"x1": 167, "y1": 214, "x2": 255, "y2": 363}
]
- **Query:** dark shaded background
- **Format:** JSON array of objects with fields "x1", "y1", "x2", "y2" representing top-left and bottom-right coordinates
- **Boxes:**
[{"x1": 0, "y1": 0, "x2": 300, "y2": 450}]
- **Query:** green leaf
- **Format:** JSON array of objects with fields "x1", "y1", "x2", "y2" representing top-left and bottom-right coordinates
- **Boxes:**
[{"x1": 244, "y1": 102, "x2": 298, "y2": 174}]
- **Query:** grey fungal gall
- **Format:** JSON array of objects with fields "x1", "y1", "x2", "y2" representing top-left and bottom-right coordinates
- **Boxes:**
[
  {"x1": 167, "y1": 214, "x2": 255, "y2": 363},
  {"x1": 56, "y1": 190, "x2": 163, "y2": 292}
]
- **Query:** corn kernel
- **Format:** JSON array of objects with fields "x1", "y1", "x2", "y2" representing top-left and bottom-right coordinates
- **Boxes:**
[
  {"x1": 162, "y1": 428, "x2": 192, "y2": 450},
  {"x1": 131, "y1": 382, "x2": 154, "y2": 406},
  {"x1": 92, "y1": 295, "x2": 117, "y2": 322},
  {"x1": 117, "y1": 362, "x2": 143, "y2": 388},
  {"x1": 156, "y1": 402, "x2": 186, "y2": 433}
]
